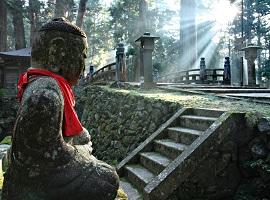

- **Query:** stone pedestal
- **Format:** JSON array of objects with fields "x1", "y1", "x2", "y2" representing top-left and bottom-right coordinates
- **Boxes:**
[
  {"x1": 231, "y1": 51, "x2": 242, "y2": 86},
  {"x1": 246, "y1": 57, "x2": 256, "y2": 85}
]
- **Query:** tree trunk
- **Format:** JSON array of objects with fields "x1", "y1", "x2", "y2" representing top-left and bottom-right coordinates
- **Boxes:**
[
  {"x1": 29, "y1": 0, "x2": 40, "y2": 46},
  {"x1": 76, "y1": 0, "x2": 88, "y2": 28},
  {"x1": 11, "y1": 0, "x2": 26, "y2": 49},
  {"x1": 179, "y1": 0, "x2": 197, "y2": 70},
  {"x1": 54, "y1": 0, "x2": 75, "y2": 20},
  {"x1": 257, "y1": 14, "x2": 262, "y2": 84},
  {"x1": 139, "y1": 0, "x2": 147, "y2": 34},
  {"x1": 0, "y1": 0, "x2": 8, "y2": 51},
  {"x1": 54, "y1": 0, "x2": 67, "y2": 18},
  {"x1": 245, "y1": 0, "x2": 253, "y2": 44},
  {"x1": 265, "y1": 34, "x2": 270, "y2": 60}
]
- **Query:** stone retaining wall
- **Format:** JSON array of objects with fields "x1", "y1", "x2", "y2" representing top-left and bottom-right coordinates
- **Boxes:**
[
  {"x1": 77, "y1": 86, "x2": 179, "y2": 164},
  {"x1": 0, "y1": 97, "x2": 18, "y2": 141},
  {"x1": 77, "y1": 86, "x2": 270, "y2": 199}
]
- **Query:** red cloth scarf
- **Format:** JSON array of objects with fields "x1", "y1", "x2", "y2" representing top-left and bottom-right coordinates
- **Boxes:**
[{"x1": 17, "y1": 68, "x2": 83, "y2": 137}]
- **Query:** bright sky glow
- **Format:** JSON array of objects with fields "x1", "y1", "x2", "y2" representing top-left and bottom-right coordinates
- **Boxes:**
[
  {"x1": 210, "y1": 0, "x2": 239, "y2": 30},
  {"x1": 197, "y1": 0, "x2": 239, "y2": 30},
  {"x1": 192, "y1": 0, "x2": 239, "y2": 46},
  {"x1": 98, "y1": 0, "x2": 240, "y2": 68}
]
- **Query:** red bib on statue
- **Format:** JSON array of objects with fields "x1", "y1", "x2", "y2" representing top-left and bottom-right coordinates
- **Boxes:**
[{"x1": 17, "y1": 68, "x2": 83, "y2": 137}]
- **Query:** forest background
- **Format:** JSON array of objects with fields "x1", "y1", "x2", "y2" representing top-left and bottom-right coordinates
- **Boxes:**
[{"x1": 0, "y1": 0, "x2": 269, "y2": 79}]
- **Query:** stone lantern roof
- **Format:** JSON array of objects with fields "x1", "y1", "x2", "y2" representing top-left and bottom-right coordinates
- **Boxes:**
[
  {"x1": 135, "y1": 32, "x2": 160, "y2": 43},
  {"x1": 240, "y1": 43, "x2": 263, "y2": 52}
]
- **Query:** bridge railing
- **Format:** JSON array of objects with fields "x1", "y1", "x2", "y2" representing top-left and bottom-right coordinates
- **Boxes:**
[
  {"x1": 90, "y1": 62, "x2": 116, "y2": 83},
  {"x1": 158, "y1": 68, "x2": 225, "y2": 84},
  {"x1": 89, "y1": 64, "x2": 226, "y2": 85}
]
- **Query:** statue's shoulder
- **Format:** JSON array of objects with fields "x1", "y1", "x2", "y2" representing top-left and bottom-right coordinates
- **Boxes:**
[{"x1": 22, "y1": 76, "x2": 64, "y2": 106}]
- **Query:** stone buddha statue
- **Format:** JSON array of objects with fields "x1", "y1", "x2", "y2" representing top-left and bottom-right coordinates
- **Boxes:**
[{"x1": 2, "y1": 18, "x2": 119, "y2": 200}]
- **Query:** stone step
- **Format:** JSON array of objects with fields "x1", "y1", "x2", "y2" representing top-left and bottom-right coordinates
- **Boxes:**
[
  {"x1": 120, "y1": 179, "x2": 142, "y2": 200},
  {"x1": 179, "y1": 115, "x2": 217, "y2": 131},
  {"x1": 125, "y1": 165, "x2": 155, "y2": 191},
  {"x1": 154, "y1": 139, "x2": 187, "y2": 159},
  {"x1": 167, "y1": 127, "x2": 202, "y2": 145},
  {"x1": 139, "y1": 152, "x2": 172, "y2": 175},
  {"x1": 187, "y1": 108, "x2": 224, "y2": 118}
]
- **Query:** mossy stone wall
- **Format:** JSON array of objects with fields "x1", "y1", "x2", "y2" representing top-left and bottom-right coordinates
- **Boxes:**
[
  {"x1": 78, "y1": 86, "x2": 179, "y2": 164},
  {"x1": 0, "y1": 97, "x2": 18, "y2": 141}
]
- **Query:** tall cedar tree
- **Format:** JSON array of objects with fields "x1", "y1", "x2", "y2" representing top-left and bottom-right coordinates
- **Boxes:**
[
  {"x1": 76, "y1": 0, "x2": 88, "y2": 28},
  {"x1": 11, "y1": 0, "x2": 26, "y2": 49},
  {"x1": 0, "y1": 0, "x2": 8, "y2": 51},
  {"x1": 29, "y1": 0, "x2": 40, "y2": 46}
]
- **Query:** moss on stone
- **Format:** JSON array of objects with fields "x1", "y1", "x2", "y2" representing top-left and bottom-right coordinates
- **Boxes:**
[
  {"x1": 0, "y1": 136, "x2": 12, "y2": 145},
  {"x1": 115, "y1": 188, "x2": 128, "y2": 200},
  {"x1": 79, "y1": 85, "x2": 179, "y2": 164},
  {"x1": 99, "y1": 86, "x2": 270, "y2": 117},
  {"x1": 0, "y1": 171, "x2": 3, "y2": 188}
]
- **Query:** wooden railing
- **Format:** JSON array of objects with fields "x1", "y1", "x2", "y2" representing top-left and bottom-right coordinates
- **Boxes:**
[
  {"x1": 89, "y1": 64, "x2": 226, "y2": 85},
  {"x1": 90, "y1": 62, "x2": 116, "y2": 83},
  {"x1": 158, "y1": 68, "x2": 225, "y2": 84}
]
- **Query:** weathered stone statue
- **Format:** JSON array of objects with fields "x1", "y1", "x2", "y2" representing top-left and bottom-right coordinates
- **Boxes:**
[{"x1": 2, "y1": 18, "x2": 119, "y2": 200}]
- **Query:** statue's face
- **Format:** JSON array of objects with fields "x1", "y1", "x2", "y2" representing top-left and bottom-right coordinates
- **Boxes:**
[
  {"x1": 61, "y1": 37, "x2": 88, "y2": 86},
  {"x1": 68, "y1": 42, "x2": 87, "y2": 86}
]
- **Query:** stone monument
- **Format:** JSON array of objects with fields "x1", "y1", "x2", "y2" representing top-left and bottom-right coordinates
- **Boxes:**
[
  {"x1": 135, "y1": 32, "x2": 159, "y2": 89},
  {"x1": 2, "y1": 18, "x2": 119, "y2": 200},
  {"x1": 240, "y1": 44, "x2": 262, "y2": 86}
]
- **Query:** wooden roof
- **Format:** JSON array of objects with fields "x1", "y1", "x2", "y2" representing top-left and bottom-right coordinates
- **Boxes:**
[{"x1": 0, "y1": 48, "x2": 31, "y2": 58}]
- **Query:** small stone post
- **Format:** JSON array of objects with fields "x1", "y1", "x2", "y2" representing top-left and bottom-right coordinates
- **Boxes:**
[
  {"x1": 223, "y1": 57, "x2": 231, "y2": 85},
  {"x1": 116, "y1": 43, "x2": 126, "y2": 82},
  {"x1": 200, "y1": 57, "x2": 206, "y2": 83},
  {"x1": 240, "y1": 44, "x2": 262, "y2": 86},
  {"x1": 135, "y1": 32, "x2": 160, "y2": 88},
  {"x1": 89, "y1": 65, "x2": 94, "y2": 75}
]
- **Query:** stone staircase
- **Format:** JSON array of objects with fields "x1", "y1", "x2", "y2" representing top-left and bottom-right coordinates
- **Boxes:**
[{"x1": 117, "y1": 107, "x2": 230, "y2": 200}]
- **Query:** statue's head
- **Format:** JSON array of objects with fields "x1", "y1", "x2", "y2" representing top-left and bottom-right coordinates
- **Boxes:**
[{"x1": 31, "y1": 18, "x2": 88, "y2": 85}]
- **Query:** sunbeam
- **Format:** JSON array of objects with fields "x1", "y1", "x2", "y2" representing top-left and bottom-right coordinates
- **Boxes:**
[{"x1": 198, "y1": 0, "x2": 239, "y2": 35}]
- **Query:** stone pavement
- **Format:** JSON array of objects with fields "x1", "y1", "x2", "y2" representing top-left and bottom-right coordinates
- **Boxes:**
[{"x1": 157, "y1": 84, "x2": 270, "y2": 103}]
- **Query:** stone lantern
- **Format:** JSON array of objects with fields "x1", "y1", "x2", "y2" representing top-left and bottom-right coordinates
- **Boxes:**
[
  {"x1": 135, "y1": 32, "x2": 160, "y2": 88},
  {"x1": 240, "y1": 44, "x2": 262, "y2": 86}
]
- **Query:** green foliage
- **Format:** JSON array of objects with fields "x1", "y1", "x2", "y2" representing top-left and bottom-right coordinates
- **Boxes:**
[
  {"x1": 111, "y1": 159, "x2": 118, "y2": 167},
  {"x1": 244, "y1": 159, "x2": 270, "y2": 173},
  {"x1": 83, "y1": 0, "x2": 113, "y2": 66},
  {"x1": 258, "y1": 59, "x2": 270, "y2": 79},
  {"x1": 126, "y1": 47, "x2": 136, "y2": 57},
  {"x1": 0, "y1": 89, "x2": 4, "y2": 97},
  {"x1": 231, "y1": 0, "x2": 270, "y2": 46},
  {"x1": 109, "y1": 0, "x2": 140, "y2": 45},
  {"x1": 153, "y1": 62, "x2": 162, "y2": 71},
  {"x1": 0, "y1": 136, "x2": 12, "y2": 145},
  {"x1": 108, "y1": 0, "x2": 180, "y2": 73},
  {"x1": 2, "y1": 0, "x2": 270, "y2": 73}
]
